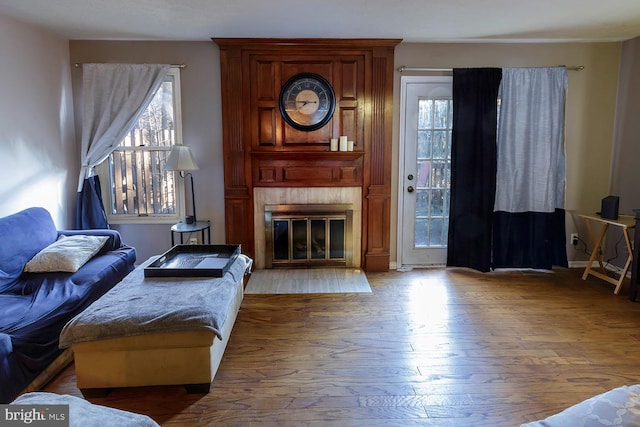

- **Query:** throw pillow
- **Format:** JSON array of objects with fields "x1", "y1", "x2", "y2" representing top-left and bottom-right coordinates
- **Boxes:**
[
  {"x1": 521, "y1": 384, "x2": 640, "y2": 427},
  {"x1": 24, "y1": 234, "x2": 109, "y2": 273}
]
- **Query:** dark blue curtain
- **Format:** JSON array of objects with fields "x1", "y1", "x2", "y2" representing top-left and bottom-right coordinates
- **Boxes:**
[
  {"x1": 492, "y1": 209, "x2": 568, "y2": 269},
  {"x1": 75, "y1": 176, "x2": 109, "y2": 230},
  {"x1": 447, "y1": 68, "x2": 502, "y2": 272}
]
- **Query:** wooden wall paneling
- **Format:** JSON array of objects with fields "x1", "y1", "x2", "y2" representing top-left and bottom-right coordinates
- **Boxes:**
[
  {"x1": 281, "y1": 60, "x2": 334, "y2": 147},
  {"x1": 214, "y1": 38, "x2": 401, "y2": 271},
  {"x1": 219, "y1": 44, "x2": 254, "y2": 257},
  {"x1": 362, "y1": 50, "x2": 394, "y2": 271},
  {"x1": 252, "y1": 59, "x2": 277, "y2": 147},
  {"x1": 336, "y1": 57, "x2": 365, "y2": 150}
]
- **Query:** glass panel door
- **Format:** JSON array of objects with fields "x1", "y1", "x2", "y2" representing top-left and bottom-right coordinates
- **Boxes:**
[{"x1": 399, "y1": 76, "x2": 452, "y2": 267}]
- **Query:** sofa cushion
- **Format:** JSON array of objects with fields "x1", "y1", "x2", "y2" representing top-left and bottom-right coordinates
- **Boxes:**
[
  {"x1": 24, "y1": 235, "x2": 109, "y2": 273},
  {"x1": 521, "y1": 384, "x2": 640, "y2": 427},
  {"x1": 0, "y1": 207, "x2": 57, "y2": 289},
  {"x1": 0, "y1": 333, "x2": 11, "y2": 359}
]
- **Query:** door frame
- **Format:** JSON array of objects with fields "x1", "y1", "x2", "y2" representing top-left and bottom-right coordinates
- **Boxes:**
[{"x1": 396, "y1": 75, "x2": 452, "y2": 270}]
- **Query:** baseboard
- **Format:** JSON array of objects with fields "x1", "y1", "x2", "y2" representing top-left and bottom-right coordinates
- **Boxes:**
[
  {"x1": 21, "y1": 348, "x2": 74, "y2": 395},
  {"x1": 569, "y1": 260, "x2": 632, "y2": 279}
]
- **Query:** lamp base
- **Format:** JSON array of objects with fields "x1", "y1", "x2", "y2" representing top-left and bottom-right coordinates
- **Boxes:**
[{"x1": 185, "y1": 215, "x2": 195, "y2": 224}]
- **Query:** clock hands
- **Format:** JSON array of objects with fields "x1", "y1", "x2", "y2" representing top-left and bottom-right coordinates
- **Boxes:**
[{"x1": 295, "y1": 100, "x2": 318, "y2": 112}]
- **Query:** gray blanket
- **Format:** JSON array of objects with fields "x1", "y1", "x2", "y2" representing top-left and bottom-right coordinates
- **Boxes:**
[
  {"x1": 11, "y1": 392, "x2": 160, "y2": 427},
  {"x1": 59, "y1": 254, "x2": 251, "y2": 348}
]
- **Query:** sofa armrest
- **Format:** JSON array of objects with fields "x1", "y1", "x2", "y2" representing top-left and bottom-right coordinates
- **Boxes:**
[{"x1": 58, "y1": 230, "x2": 123, "y2": 253}]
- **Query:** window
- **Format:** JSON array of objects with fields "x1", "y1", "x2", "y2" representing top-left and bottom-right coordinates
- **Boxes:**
[
  {"x1": 415, "y1": 97, "x2": 452, "y2": 247},
  {"x1": 100, "y1": 68, "x2": 184, "y2": 224}
]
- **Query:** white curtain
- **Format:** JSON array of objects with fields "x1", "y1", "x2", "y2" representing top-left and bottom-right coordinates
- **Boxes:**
[
  {"x1": 494, "y1": 67, "x2": 568, "y2": 213},
  {"x1": 77, "y1": 63, "x2": 171, "y2": 191}
]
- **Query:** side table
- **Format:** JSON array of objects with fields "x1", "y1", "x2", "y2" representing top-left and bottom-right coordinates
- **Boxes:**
[
  {"x1": 171, "y1": 220, "x2": 211, "y2": 245},
  {"x1": 579, "y1": 213, "x2": 635, "y2": 294}
]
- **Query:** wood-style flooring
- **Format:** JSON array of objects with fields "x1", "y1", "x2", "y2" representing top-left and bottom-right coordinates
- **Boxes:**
[{"x1": 43, "y1": 267, "x2": 640, "y2": 426}]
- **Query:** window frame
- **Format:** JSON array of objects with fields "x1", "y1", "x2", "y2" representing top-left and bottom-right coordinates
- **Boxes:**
[{"x1": 98, "y1": 68, "x2": 185, "y2": 225}]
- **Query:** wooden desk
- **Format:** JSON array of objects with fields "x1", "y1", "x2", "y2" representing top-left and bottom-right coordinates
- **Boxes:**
[{"x1": 579, "y1": 213, "x2": 635, "y2": 294}]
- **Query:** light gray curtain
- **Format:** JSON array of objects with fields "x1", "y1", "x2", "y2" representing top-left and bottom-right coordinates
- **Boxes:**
[
  {"x1": 77, "y1": 63, "x2": 171, "y2": 192},
  {"x1": 492, "y1": 67, "x2": 568, "y2": 269},
  {"x1": 494, "y1": 67, "x2": 568, "y2": 213}
]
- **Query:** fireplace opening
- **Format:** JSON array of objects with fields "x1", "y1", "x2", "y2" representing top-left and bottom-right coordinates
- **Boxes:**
[{"x1": 265, "y1": 204, "x2": 354, "y2": 268}]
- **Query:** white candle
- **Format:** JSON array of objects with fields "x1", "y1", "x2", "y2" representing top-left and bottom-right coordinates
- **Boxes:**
[
  {"x1": 347, "y1": 140, "x2": 354, "y2": 151},
  {"x1": 339, "y1": 136, "x2": 348, "y2": 151},
  {"x1": 330, "y1": 138, "x2": 338, "y2": 151}
]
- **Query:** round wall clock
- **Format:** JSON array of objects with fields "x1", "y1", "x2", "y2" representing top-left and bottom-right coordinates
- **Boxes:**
[{"x1": 279, "y1": 73, "x2": 336, "y2": 131}]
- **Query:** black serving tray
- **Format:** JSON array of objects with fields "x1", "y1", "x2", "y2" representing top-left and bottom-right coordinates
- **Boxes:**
[{"x1": 144, "y1": 244, "x2": 241, "y2": 278}]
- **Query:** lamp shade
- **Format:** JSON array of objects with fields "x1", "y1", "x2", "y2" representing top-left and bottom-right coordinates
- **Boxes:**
[{"x1": 165, "y1": 145, "x2": 199, "y2": 171}]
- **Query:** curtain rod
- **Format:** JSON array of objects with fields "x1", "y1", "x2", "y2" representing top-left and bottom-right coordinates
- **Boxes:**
[
  {"x1": 73, "y1": 63, "x2": 186, "y2": 68},
  {"x1": 397, "y1": 65, "x2": 584, "y2": 72}
]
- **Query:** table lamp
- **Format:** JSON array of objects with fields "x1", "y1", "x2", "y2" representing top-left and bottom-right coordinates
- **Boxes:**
[{"x1": 165, "y1": 145, "x2": 199, "y2": 224}]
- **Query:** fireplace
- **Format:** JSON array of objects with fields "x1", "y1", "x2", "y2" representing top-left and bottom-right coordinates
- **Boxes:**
[
  {"x1": 265, "y1": 204, "x2": 354, "y2": 268},
  {"x1": 253, "y1": 187, "x2": 362, "y2": 269}
]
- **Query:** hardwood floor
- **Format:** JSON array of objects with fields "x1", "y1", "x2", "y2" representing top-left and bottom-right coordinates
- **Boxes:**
[{"x1": 43, "y1": 267, "x2": 640, "y2": 426}]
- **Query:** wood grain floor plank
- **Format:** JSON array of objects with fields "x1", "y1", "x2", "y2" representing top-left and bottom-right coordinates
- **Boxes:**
[{"x1": 40, "y1": 266, "x2": 640, "y2": 425}]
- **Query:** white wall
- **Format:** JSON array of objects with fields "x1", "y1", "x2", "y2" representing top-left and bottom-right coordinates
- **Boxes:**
[
  {"x1": 393, "y1": 42, "x2": 622, "y2": 266},
  {"x1": 0, "y1": 14, "x2": 75, "y2": 227},
  {"x1": 611, "y1": 36, "x2": 640, "y2": 213},
  {"x1": 69, "y1": 41, "x2": 223, "y2": 263}
]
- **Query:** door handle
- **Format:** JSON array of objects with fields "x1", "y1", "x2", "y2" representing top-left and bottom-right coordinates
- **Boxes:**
[{"x1": 407, "y1": 185, "x2": 414, "y2": 193}]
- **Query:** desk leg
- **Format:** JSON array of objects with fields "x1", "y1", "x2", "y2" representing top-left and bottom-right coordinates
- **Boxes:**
[
  {"x1": 171, "y1": 232, "x2": 175, "y2": 246},
  {"x1": 614, "y1": 229, "x2": 634, "y2": 294},
  {"x1": 582, "y1": 220, "x2": 609, "y2": 280}
]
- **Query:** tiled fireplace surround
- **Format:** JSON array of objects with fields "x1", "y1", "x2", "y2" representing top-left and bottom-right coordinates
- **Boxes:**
[{"x1": 253, "y1": 187, "x2": 362, "y2": 270}]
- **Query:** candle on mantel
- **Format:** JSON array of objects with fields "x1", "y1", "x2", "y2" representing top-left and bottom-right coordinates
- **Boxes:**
[
  {"x1": 339, "y1": 136, "x2": 348, "y2": 151},
  {"x1": 347, "y1": 140, "x2": 354, "y2": 151},
  {"x1": 330, "y1": 138, "x2": 338, "y2": 151}
]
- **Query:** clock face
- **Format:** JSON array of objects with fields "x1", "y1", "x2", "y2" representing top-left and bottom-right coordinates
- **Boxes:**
[{"x1": 279, "y1": 73, "x2": 336, "y2": 131}]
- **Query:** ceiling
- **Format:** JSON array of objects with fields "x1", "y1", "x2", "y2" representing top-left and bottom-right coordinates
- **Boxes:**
[{"x1": 1, "y1": 0, "x2": 640, "y2": 43}]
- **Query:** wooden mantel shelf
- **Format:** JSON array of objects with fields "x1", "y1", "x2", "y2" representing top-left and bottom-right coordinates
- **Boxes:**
[{"x1": 251, "y1": 151, "x2": 364, "y2": 161}]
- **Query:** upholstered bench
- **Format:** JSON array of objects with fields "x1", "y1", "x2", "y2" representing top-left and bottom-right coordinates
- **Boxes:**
[
  {"x1": 11, "y1": 392, "x2": 159, "y2": 426},
  {"x1": 59, "y1": 254, "x2": 251, "y2": 397}
]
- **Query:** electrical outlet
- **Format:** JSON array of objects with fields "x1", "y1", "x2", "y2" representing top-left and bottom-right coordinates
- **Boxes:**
[
  {"x1": 189, "y1": 237, "x2": 198, "y2": 245},
  {"x1": 571, "y1": 233, "x2": 578, "y2": 246}
]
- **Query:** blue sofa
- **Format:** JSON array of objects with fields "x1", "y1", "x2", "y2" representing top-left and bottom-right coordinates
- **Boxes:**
[{"x1": 0, "y1": 207, "x2": 136, "y2": 403}]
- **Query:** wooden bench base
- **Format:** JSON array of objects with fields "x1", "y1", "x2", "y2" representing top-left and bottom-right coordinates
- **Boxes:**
[{"x1": 71, "y1": 278, "x2": 243, "y2": 396}]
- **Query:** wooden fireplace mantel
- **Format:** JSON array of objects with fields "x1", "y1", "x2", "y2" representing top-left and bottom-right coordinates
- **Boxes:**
[{"x1": 213, "y1": 38, "x2": 401, "y2": 271}]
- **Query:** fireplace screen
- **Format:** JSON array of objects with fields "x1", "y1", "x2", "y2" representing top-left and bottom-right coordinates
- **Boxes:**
[{"x1": 265, "y1": 204, "x2": 353, "y2": 268}]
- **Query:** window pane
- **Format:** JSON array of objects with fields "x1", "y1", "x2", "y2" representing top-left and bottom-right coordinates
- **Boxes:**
[
  {"x1": 413, "y1": 95, "x2": 452, "y2": 249},
  {"x1": 417, "y1": 131, "x2": 431, "y2": 158},
  {"x1": 108, "y1": 71, "x2": 181, "y2": 219},
  {"x1": 415, "y1": 219, "x2": 428, "y2": 247},
  {"x1": 434, "y1": 100, "x2": 448, "y2": 128},
  {"x1": 430, "y1": 189, "x2": 446, "y2": 216},
  {"x1": 431, "y1": 161, "x2": 448, "y2": 188},
  {"x1": 418, "y1": 99, "x2": 432, "y2": 128},
  {"x1": 416, "y1": 190, "x2": 429, "y2": 217},
  {"x1": 433, "y1": 131, "x2": 447, "y2": 159},
  {"x1": 416, "y1": 160, "x2": 431, "y2": 188},
  {"x1": 109, "y1": 150, "x2": 176, "y2": 215},
  {"x1": 429, "y1": 219, "x2": 445, "y2": 246}
]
